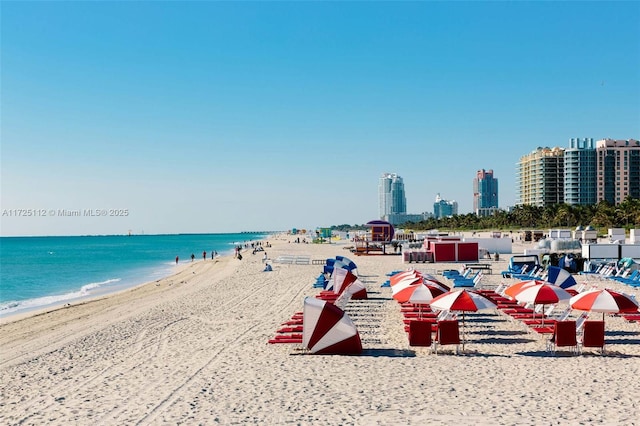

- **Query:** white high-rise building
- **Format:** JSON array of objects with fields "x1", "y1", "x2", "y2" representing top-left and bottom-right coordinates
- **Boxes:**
[{"x1": 378, "y1": 173, "x2": 406, "y2": 222}]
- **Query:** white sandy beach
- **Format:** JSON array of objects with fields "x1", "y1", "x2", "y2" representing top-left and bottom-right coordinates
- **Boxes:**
[{"x1": 1, "y1": 234, "x2": 639, "y2": 425}]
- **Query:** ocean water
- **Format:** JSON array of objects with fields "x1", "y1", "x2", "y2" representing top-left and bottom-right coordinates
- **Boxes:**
[{"x1": 0, "y1": 233, "x2": 269, "y2": 317}]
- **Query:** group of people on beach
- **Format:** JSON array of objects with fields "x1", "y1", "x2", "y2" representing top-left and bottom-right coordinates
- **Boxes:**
[
  {"x1": 174, "y1": 240, "x2": 270, "y2": 264},
  {"x1": 175, "y1": 250, "x2": 218, "y2": 264}
]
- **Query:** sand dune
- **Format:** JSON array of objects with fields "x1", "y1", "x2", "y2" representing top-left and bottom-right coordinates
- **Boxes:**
[{"x1": 1, "y1": 234, "x2": 639, "y2": 425}]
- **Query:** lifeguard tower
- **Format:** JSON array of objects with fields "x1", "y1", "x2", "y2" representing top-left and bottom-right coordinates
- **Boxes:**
[{"x1": 353, "y1": 220, "x2": 395, "y2": 255}]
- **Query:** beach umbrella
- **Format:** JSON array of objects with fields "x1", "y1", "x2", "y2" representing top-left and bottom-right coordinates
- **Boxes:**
[
  {"x1": 334, "y1": 277, "x2": 368, "y2": 310},
  {"x1": 324, "y1": 258, "x2": 357, "y2": 276},
  {"x1": 429, "y1": 289, "x2": 497, "y2": 351},
  {"x1": 302, "y1": 297, "x2": 362, "y2": 355},
  {"x1": 391, "y1": 276, "x2": 423, "y2": 293},
  {"x1": 545, "y1": 266, "x2": 578, "y2": 289},
  {"x1": 392, "y1": 283, "x2": 446, "y2": 319},
  {"x1": 430, "y1": 289, "x2": 497, "y2": 312},
  {"x1": 393, "y1": 283, "x2": 446, "y2": 304},
  {"x1": 422, "y1": 274, "x2": 450, "y2": 292},
  {"x1": 331, "y1": 268, "x2": 367, "y2": 305},
  {"x1": 515, "y1": 283, "x2": 572, "y2": 326},
  {"x1": 504, "y1": 279, "x2": 547, "y2": 299},
  {"x1": 569, "y1": 288, "x2": 639, "y2": 322},
  {"x1": 335, "y1": 255, "x2": 357, "y2": 273},
  {"x1": 390, "y1": 269, "x2": 422, "y2": 286}
]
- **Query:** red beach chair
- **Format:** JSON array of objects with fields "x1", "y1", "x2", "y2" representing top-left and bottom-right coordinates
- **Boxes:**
[
  {"x1": 433, "y1": 320, "x2": 460, "y2": 354},
  {"x1": 579, "y1": 321, "x2": 605, "y2": 355},
  {"x1": 547, "y1": 320, "x2": 577, "y2": 355},
  {"x1": 408, "y1": 320, "x2": 433, "y2": 347}
]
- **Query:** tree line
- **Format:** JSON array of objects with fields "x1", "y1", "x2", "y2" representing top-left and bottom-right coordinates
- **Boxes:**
[{"x1": 331, "y1": 197, "x2": 640, "y2": 234}]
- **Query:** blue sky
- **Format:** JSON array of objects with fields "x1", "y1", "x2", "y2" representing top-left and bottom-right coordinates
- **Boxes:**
[{"x1": 2, "y1": 1, "x2": 639, "y2": 236}]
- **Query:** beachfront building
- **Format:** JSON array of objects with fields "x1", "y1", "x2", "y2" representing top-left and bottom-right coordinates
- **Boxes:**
[
  {"x1": 564, "y1": 138, "x2": 597, "y2": 206},
  {"x1": 433, "y1": 193, "x2": 458, "y2": 219},
  {"x1": 473, "y1": 169, "x2": 499, "y2": 217},
  {"x1": 386, "y1": 212, "x2": 433, "y2": 226},
  {"x1": 596, "y1": 138, "x2": 640, "y2": 205},
  {"x1": 378, "y1": 173, "x2": 407, "y2": 225},
  {"x1": 516, "y1": 147, "x2": 565, "y2": 207}
]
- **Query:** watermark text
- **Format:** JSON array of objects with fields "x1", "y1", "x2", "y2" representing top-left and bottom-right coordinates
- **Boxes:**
[{"x1": 2, "y1": 208, "x2": 130, "y2": 217}]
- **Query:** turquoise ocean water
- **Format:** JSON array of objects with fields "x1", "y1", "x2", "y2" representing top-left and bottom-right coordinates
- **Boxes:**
[{"x1": 0, "y1": 233, "x2": 269, "y2": 317}]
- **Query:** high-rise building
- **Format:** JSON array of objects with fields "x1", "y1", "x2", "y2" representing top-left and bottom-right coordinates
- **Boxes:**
[
  {"x1": 378, "y1": 173, "x2": 406, "y2": 221},
  {"x1": 516, "y1": 147, "x2": 565, "y2": 207},
  {"x1": 596, "y1": 139, "x2": 640, "y2": 204},
  {"x1": 473, "y1": 169, "x2": 499, "y2": 217},
  {"x1": 433, "y1": 193, "x2": 458, "y2": 218},
  {"x1": 564, "y1": 138, "x2": 597, "y2": 206}
]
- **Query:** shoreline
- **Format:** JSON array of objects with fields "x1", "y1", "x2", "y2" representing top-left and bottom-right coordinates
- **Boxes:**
[
  {"x1": 0, "y1": 233, "x2": 271, "y2": 323},
  {"x1": 1, "y1": 232, "x2": 639, "y2": 424},
  {"x1": 0, "y1": 259, "x2": 197, "y2": 325}
]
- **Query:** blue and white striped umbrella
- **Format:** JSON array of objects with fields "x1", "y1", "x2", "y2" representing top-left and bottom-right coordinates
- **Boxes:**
[{"x1": 546, "y1": 266, "x2": 577, "y2": 289}]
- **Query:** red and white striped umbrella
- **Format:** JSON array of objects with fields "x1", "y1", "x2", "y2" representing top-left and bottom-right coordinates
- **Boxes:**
[
  {"x1": 390, "y1": 276, "x2": 423, "y2": 296},
  {"x1": 302, "y1": 297, "x2": 362, "y2": 354},
  {"x1": 570, "y1": 288, "x2": 639, "y2": 316},
  {"x1": 390, "y1": 269, "x2": 422, "y2": 286},
  {"x1": 430, "y1": 289, "x2": 497, "y2": 312},
  {"x1": 514, "y1": 283, "x2": 572, "y2": 326},
  {"x1": 422, "y1": 276, "x2": 450, "y2": 292},
  {"x1": 515, "y1": 283, "x2": 572, "y2": 305},
  {"x1": 429, "y1": 289, "x2": 496, "y2": 351},
  {"x1": 392, "y1": 283, "x2": 446, "y2": 305},
  {"x1": 504, "y1": 279, "x2": 548, "y2": 299}
]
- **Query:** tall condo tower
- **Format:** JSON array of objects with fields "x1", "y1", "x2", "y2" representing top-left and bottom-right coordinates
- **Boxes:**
[
  {"x1": 378, "y1": 173, "x2": 407, "y2": 219},
  {"x1": 473, "y1": 169, "x2": 499, "y2": 216},
  {"x1": 596, "y1": 139, "x2": 640, "y2": 204},
  {"x1": 434, "y1": 193, "x2": 458, "y2": 219},
  {"x1": 516, "y1": 147, "x2": 565, "y2": 207},
  {"x1": 564, "y1": 138, "x2": 597, "y2": 206}
]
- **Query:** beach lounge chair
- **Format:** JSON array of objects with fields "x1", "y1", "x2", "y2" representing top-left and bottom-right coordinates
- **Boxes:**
[
  {"x1": 433, "y1": 320, "x2": 460, "y2": 354},
  {"x1": 452, "y1": 271, "x2": 483, "y2": 288},
  {"x1": 575, "y1": 312, "x2": 589, "y2": 333},
  {"x1": 443, "y1": 268, "x2": 469, "y2": 279},
  {"x1": 579, "y1": 321, "x2": 605, "y2": 355},
  {"x1": 408, "y1": 320, "x2": 433, "y2": 347},
  {"x1": 547, "y1": 320, "x2": 578, "y2": 355},
  {"x1": 523, "y1": 306, "x2": 572, "y2": 326}
]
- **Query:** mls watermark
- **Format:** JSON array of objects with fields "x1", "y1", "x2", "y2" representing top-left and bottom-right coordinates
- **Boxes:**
[{"x1": 2, "y1": 209, "x2": 130, "y2": 217}]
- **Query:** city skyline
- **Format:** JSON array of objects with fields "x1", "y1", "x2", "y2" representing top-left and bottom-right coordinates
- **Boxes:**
[
  {"x1": 517, "y1": 138, "x2": 640, "y2": 208},
  {"x1": 2, "y1": 2, "x2": 639, "y2": 236}
]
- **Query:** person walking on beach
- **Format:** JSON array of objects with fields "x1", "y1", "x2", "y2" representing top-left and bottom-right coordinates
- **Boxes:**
[
  {"x1": 262, "y1": 252, "x2": 268, "y2": 264},
  {"x1": 175, "y1": 256, "x2": 179, "y2": 264},
  {"x1": 203, "y1": 251, "x2": 207, "y2": 260},
  {"x1": 191, "y1": 253, "x2": 195, "y2": 262},
  {"x1": 211, "y1": 251, "x2": 214, "y2": 260}
]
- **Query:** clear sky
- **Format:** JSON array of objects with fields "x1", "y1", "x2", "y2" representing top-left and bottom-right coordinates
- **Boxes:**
[{"x1": 1, "y1": 1, "x2": 639, "y2": 236}]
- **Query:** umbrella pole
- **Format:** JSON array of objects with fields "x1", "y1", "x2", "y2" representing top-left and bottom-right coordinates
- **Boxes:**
[{"x1": 462, "y1": 312, "x2": 466, "y2": 352}]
